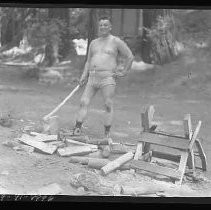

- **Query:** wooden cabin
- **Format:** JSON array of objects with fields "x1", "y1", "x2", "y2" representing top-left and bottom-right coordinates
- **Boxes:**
[{"x1": 111, "y1": 9, "x2": 143, "y2": 38}]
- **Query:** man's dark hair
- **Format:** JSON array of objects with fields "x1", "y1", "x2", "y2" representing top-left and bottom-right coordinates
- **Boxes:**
[{"x1": 98, "y1": 16, "x2": 112, "y2": 24}]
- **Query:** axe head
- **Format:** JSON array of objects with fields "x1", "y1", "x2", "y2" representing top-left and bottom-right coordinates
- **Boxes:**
[{"x1": 42, "y1": 115, "x2": 59, "y2": 134}]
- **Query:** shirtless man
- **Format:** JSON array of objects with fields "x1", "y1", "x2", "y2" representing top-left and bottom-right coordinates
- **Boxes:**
[{"x1": 73, "y1": 16, "x2": 134, "y2": 137}]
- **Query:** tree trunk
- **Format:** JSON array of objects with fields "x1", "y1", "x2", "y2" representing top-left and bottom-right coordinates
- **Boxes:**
[
  {"x1": 48, "y1": 8, "x2": 71, "y2": 62},
  {"x1": 141, "y1": 9, "x2": 176, "y2": 64},
  {"x1": 86, "y1": 9, "x2": 98, "y2": 61}
]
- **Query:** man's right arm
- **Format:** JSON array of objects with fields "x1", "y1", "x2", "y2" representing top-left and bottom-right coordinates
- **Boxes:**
[{"x1": 79, "y1": 41, "x2": 93, "y2": 86}]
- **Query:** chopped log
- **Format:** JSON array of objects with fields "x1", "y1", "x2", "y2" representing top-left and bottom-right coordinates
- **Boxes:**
[
  {"x1": 101, "y1": 152, "x2": 134, "y2": 175},
  {"x1": 69, "y1": 156, "x2": 90, "y2": 164},
  {"x1": 27, "y1": 183, "x2": 63, "y2": 195},
  {"x1": 17, "y1": 134, "x2": 57, "y2": 154},
  {"x1": 121, "y1": 185, "x2": 164, "y2": 196},
  {"x1": 57, "y1": 145, "x2": 98, "y2": 157},
  {"x1": 88, "y1": 158, "x2": 131, "y2": 170},
  {"x1": 88, "y1": 150, "x2": 103, "y2": 158},
  {"x1": 88, "y1": 158, "x2": 110, "y2": 168}
]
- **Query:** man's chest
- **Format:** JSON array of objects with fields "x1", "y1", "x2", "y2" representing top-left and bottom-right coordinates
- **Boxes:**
[{"x1": 92, "y1": 40, "x2": 118, "y2": 56}]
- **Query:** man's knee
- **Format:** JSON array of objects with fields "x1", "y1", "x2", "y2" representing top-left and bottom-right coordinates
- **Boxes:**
[
  {"x1": 104, "y1": 99, "x2": 113, "y2": 112},
  {"x1": 80, "y1": 97, "x2": 90, "y2": 108}
]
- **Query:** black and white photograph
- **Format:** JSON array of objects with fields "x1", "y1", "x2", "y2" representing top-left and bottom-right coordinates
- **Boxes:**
[{"x1": 0, "y1": 5, "x2": 210, "y2": 200}]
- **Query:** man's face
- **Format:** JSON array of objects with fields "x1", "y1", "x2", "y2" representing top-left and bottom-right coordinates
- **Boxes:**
[{"x1": 98, "y1": 19, "x2": 112, "y2": 37}]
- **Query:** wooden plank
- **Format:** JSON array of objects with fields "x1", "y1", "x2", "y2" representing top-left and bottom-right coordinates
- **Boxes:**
[
  {"x1": 183, "y1": 114, "x2": 193, "y2": 139},
  {"x1": 195, "y1": 139, "x2": 207, "y2": 171},
  {"x1": 147, "y1": 105, "x2": 155, "y2": 128},
  {"x1": 183, "y1": 114, "x2": 195, "y2": 170},
  {"x1": 66, "y1": 138, "x2": 98, "y2": 150},
  {"x1": 151, "y1": 131, "x2": 186, "y2": 139},
  {"x1": 176, "y1": 151, "x2": 189, "y2": 185},
  {"x1": 17, "y1": 134, "x2": 57, "y2": 154},
  {"x1": 57, "y1": 146, "x2": 98, "y2": 157},
  {"x1": 70, "y1": 136, "x2": 110, "y2": 145},
  {"x1": 29, "y1": 132, "x2": 58, "y2": 142},
  {"x1": 141, "y1": 105, "x2": 155, "y2": 131},
  {"x1": 130, "y1": 160, "x2": 181, "y2": 180},
  {"x1": 141, "y1": 106, "x2": 155, "y2": 154},
  {"x1": 139, "y1": 132, "x2": 190, "y2": 150},
  {"x1": 134, "y1": 142, "x2": 143, "y2": 160},
  {"x1": 188, "y1": 121, "x2": 202, "y2": 150}
]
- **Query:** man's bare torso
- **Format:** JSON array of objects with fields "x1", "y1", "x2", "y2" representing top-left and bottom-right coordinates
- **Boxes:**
[{"x1": 89, "y1": 35, "x2": 118, "y2": 73}]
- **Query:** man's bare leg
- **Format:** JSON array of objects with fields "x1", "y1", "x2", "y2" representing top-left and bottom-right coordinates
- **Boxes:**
[
  {"x1": 73, "y1": 84, "x2": 97, "y2": 135},
  {"x1": 101, "y1": 85, "x2": 115, "y2": 137}
]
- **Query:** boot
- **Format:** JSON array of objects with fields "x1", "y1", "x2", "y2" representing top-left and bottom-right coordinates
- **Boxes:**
[
  {"x1": 72, "y1": 121, "x2": 83, "y2": 136},
  {"x1": 104, "y1": 125, "x2": 111, "y2": 138}
]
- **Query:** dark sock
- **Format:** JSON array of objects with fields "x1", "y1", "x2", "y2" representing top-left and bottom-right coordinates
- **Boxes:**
[
  {"x1": 75, "y1": 121, "x2": 82, "y2": 129},
  {"x1": 104, "y1": 125, "x2": 111, "y2": 134}
]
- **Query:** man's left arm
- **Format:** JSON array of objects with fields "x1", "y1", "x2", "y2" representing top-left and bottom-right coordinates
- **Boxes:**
[{"x1": 116, "y1": 38, "x2": 134, "y2": 76}]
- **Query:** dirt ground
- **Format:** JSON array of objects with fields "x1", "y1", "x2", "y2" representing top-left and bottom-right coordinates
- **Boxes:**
[{"x1": 0, "y1": 47, "x2": 211, "y2": 198}]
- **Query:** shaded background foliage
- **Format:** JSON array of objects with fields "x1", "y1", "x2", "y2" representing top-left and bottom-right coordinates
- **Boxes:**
[{"x1": 1, "y1": 8, "x2": 211, "y2": 67}]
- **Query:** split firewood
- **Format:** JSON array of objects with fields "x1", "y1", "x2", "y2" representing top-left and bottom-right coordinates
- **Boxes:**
[
  {"x1": 26, "y1": 183, "x2": 63, "y2": 195},
  {"x1": 69, "y1": 172, "x2": 121, "y2": 195},
  {"x1": 69, "y1": 156, "x2": 94, "y2": 165},
  {"x1": 57, "y1": 145, "x2": 98, "y2": 157},
  {"x1": 88, "y1": 150, "x2": 104, "y2": 158},
  {"x1": 17, "y1": 134, "x2": 57, "y2": 154},
  {"x1": 101, "y1": 152, "x2": 134, "y2": 175}
]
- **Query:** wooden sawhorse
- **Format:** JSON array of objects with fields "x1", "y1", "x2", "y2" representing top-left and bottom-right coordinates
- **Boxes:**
[{"x1": 131, "y1": 106, "x2": 207, "y2": 185}]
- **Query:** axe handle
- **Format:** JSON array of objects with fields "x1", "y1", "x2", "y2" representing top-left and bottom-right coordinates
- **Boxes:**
[{"x1": 43, "y1": 85, "x2": 80, "y2": 120}]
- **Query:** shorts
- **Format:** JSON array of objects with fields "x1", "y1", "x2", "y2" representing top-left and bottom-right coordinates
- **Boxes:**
[{"x1": 87, "y1": 70, "x2": 116, "y2": 89}]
